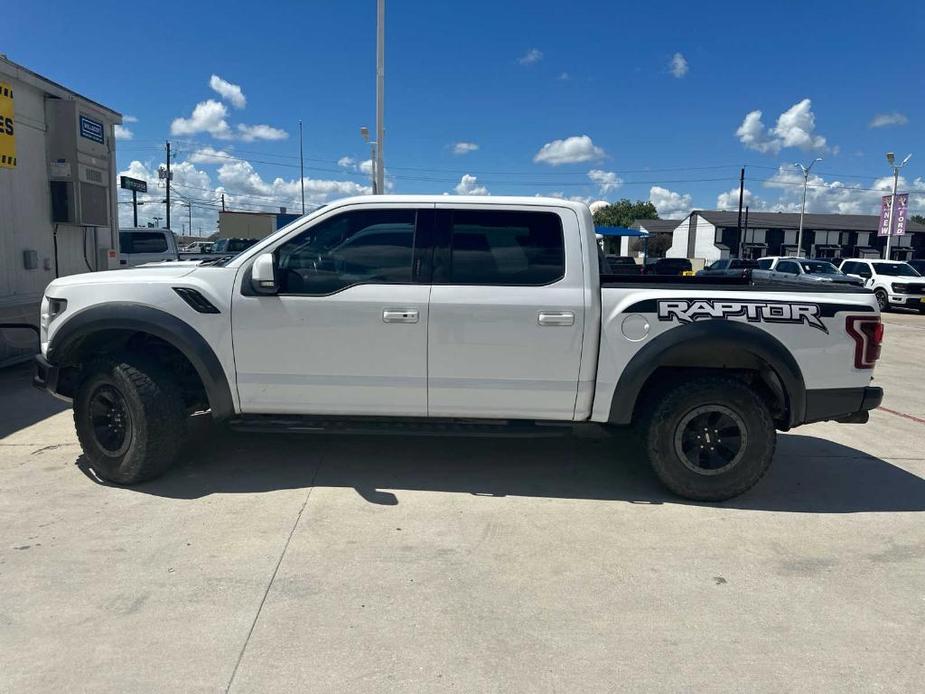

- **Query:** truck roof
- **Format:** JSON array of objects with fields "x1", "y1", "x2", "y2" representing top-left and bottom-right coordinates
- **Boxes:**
[{"x1": 322, "y1": 194, "x2": 592, "y2": 212}]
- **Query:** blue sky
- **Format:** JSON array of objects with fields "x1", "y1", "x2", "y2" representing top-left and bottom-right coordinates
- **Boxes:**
[{"x1": 9, "y1": 0, "x2": 924, "y2": 232}]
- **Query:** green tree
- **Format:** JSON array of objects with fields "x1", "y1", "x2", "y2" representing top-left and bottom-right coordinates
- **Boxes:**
[
  {"x1": 911, "y1": 214, "x2": 925, "y2": 225},
  {"x1": 593, "y1": 199, "x2": 659, "y2": 253}
]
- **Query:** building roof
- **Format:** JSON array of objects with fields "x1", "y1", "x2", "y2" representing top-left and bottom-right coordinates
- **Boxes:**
[
  {"x1": 633, "y1": 218, "x2": 682, "y2": 234},
  {"x1": 0, "y1": 55, "x2": 121, "y2": 119},
  {"x1": 696, "y1": 210, "x2": 925, "y2": 233}
]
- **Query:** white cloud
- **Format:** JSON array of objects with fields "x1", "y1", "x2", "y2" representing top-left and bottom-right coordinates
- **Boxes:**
[
  {"x1": 209, "y1": 74, "x2": 246, "y2": 109},
  {"x1": 870, "y1": 112, "x2": 908, "y2": 128},
  {"x1": 588, "y1": 200, "x2": 609, "y2": 214},
  {"x1": 114, "y1": 124, "x2": 133, "y2": 140},
  {"x1": 716, "y1": 186, "x2": 764, "y2": 211},
  {"x1": 669, "y1": 52, "x2": 688, "y2": 78},
  {"x1": 217, "y1": 159, "x2": 371, "y2": 208},
  {"x1": 452, "y1": 141, "x2": 479, "y2": 155},
  {"x1": 558, "y1": 72, "x2": 570, "y2": 81},
  {"x1": 736, "y1": 99, "x2": 828, "y2": 154},
  {"x1": 587, "y1": 169, "x2": 623, "y2": 194},
  {"x1": 533, "y1": 135, "x2": 605, "y2": 165},
  {"x1": 649, "y1": 186, "x2": 693, "y2": 219},
  {"x1": 188, "y1": 146, "x2": 233, "y2": 164},
  {"x1": 338, "y1": 156, "x2": 356, "y2": 169},
  {"x1": 236, "y1": 123, "x2": 288, "y2": 141},
  {"x1": 518, "y1": 48, "x2": 543, "y2": 65},
  {"x1": 170, "y1": 99, "x2": 232, "y2": 139},
  {"x1": 454, "y1": 174, "x2": 489, "y2": 196},
  {"x1": 123, "y1": 115, "x2": 138, "y2": 123}
]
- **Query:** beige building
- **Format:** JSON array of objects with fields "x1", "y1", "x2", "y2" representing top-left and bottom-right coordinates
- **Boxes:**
[{"x1": 0, "y1": 56, "x2": 121, "y2": 366}]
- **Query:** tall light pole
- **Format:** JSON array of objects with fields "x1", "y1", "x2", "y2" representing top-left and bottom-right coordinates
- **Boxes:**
[
  {"x1": 794, "y1": 157, "x2": 822, "y2": 258},
  {"x1": 375, "y1": 0, "x2": 385, "y2": 194},
  {"x1": 360, "y1": 126, "x2": 378, "y2": 194},
  {"x1": 884, "y1": 152, "x2": 912, "y2": 260},
  {"x1": 299, "y1": 120, "x2": 305, "y2": 214}
]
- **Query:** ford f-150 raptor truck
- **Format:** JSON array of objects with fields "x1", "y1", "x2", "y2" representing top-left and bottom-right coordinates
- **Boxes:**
[{"x1": 33, "y1": 196, "x2": 884, "y2": 501}]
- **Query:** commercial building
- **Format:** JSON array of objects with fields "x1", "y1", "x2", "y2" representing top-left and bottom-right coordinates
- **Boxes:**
[
  {"x1": 0, "y1": 56, "x2": 122, "y2": 366},
  {"x1": 665, "y1": 210, "x2": 925, "y2": 263},
  {"x1": 218, "y1": 210, "x2": 301, "y2": 239}
]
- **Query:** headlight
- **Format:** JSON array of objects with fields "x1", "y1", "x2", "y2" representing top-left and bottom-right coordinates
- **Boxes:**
[
  {"x1": 41, "y1": 297, "x2": 67, "y2": 335},
  {"x1": 891, "y1": 283, "x2": 906, "y2": 293}
]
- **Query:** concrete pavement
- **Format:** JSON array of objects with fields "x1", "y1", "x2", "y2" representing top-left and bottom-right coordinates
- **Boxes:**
[{"x1": 1, "y1": 312, "x2": 923, "y2": 692}]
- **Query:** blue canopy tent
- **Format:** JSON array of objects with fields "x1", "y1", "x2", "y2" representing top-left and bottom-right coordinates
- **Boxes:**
[{"x1": 594, "y1": 226, "x2": 650, "y2": 261}]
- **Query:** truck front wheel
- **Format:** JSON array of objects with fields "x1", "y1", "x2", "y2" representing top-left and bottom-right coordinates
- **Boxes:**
[
  {"x1": 74, "y1": 357, "x2": 186, "y2": 484},
  {"x1": 643, "y1": 376, "x2": 776, "y2": 501}
]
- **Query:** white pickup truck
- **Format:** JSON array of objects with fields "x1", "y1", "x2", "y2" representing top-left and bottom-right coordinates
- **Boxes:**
[{"x1": 34, "y1": 196, "x2": 884, "y2": 500}]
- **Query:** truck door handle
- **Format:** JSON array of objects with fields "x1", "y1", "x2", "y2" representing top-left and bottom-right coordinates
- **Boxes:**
[
  {"x1": 538, "y1": 311, "x2": 575, "y2": 327},
  {"x1": 382, "y1": 309, "x2": 419, "y2": 324}
]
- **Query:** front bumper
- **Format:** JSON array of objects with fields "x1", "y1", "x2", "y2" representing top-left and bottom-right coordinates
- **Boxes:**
[
  {"x1": 803, "y1": 386, "x2": 883, "y2": 425},
  {"x1": 33, "y1": 354, "x2": 71, "y2": 403}
]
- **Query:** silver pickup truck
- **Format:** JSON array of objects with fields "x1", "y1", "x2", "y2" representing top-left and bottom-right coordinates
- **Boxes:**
[{"x1": 35, "y1": 196, "x2": 883, "y2": 501}]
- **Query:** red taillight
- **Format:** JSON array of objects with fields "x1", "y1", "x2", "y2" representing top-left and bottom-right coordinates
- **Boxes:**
[{"x1": 845, "y1": 316, "x2": 883, "y2": 369}]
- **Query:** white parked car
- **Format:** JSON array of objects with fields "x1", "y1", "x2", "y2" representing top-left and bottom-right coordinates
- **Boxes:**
[
  {"x1": 35, "y1": 196, "x2": 884, "y2": 501},
  {"x1": 754, "y1": 257, "x2": 862, "y2": 287},
  {"x1": 838, "y1": 258, "x2": 925, "y2": 312},
  {"x1": 118, "y1": 228, "x2": 180, "y2": 268}
]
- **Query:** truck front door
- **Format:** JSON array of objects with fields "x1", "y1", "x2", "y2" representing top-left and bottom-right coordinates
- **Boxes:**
[
  {"x1": 231, "y1": 205, "x2": 432, "y2": 416},
  {"x1": 427, "y1": 205, "x2": 586, "y2": 420}
]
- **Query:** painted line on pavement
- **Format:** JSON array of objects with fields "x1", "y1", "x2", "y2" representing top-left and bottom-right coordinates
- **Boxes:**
[{"x1": 879, "y1": 406, "x2": 925, "y2": 426}]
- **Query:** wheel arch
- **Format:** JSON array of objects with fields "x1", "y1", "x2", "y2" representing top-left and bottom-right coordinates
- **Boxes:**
[
  {"x1": 608, "y1": 320, "x2": 806, "y2": 428},
  {"x1": 47, "y1": 303, "x2": 234, "y2": 420}
]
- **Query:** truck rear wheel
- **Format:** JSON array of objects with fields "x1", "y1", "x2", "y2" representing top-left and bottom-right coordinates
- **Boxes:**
[
  {"x1": 74, "y1": 356, "x2": 186, "y2": 484},
  {"x1": 643, "y1": 376, "x2": 776, "y2": 501}
]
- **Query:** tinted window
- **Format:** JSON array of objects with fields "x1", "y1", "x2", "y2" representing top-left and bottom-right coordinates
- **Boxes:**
[
  {"x1": 800, "y1": 261, "x2": 839, "y2": 274},
  {"x1": 872, "y1": 262, "x2": 920, "y2": 277},
  {"x1": 122, "y1": 231, "x2": 168, "y2": 254},
  {"x1": 442, "y1": 210, "x2": 564, "y2": 285},
  {"x1": 756, "y1": 258, "x2": 774, "y2": 270},
  {"x1": 277, "y1": 209, "x2": 416, "y2": 294},
  {"x1": 709, "y1": 260, "x2": 728, "y2": 270},
  {"x1": 776, "y1": 260, "x2": 800, "y2": 274}
]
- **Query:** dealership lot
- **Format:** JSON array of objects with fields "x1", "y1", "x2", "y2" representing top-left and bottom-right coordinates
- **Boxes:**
[{"x1": 1, "y1": 312, "x2": 923, "y2": 692}]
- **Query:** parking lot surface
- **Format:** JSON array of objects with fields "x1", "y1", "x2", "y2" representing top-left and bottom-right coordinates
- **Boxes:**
[{"x1": 2, "y1": 312, "x2": 923, "y2": 692}]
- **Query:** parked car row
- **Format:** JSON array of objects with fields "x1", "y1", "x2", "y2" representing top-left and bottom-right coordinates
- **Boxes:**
[
  {"x1": 601, "y1": 255, "x2": 693, "y2": 276},
  {"x1": 118, "y1": 229, "x2": 258, "y2": 268}
]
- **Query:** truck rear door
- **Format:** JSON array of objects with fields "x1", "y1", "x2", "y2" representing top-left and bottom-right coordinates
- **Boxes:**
[{"x1": 427, "y1": 204, "x2": 586, "y2": 420}]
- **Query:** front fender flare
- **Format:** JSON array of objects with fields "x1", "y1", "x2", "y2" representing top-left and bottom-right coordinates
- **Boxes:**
[{"x1": 47, "y1": 302, "x2": 234, "y2": 420}]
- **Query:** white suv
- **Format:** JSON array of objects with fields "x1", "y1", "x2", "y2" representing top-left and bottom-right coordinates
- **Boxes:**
[{"x1": 838, "y1": 258, "x2": 925, "y2": 312}]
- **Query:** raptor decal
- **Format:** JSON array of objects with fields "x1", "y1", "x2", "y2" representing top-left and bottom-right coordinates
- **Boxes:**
[{"x1": 657, "y1": 299, "x2": 828, "y2": 333}]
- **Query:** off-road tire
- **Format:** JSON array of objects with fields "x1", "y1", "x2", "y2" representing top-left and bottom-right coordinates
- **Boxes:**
[
  {"x1": 74, "y1": 356, "x2": 186, "y2": 484},
  {"x1": 642, "y1": 376, "x2": 776, "y2": 501},
  {"x1": 875, "y1": 289, "x2": 890, "y2": 312}
]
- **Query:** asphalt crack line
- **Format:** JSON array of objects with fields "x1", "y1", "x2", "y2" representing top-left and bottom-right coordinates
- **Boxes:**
[{"x1": 225, "y1": 459, "x2": 321, "y2": 693}]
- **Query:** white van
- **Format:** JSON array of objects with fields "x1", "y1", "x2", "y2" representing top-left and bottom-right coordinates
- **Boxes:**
[{"x1": 118, "y1": 228, "x2": 180, "y2": 268}]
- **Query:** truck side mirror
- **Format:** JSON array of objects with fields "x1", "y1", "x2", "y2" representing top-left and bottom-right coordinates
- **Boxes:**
[{"x1": 251, "y1": 253, "x2": 278, "y2": 295}]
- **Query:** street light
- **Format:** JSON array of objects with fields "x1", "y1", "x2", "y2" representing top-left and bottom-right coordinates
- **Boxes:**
[
  {"x1": 794, "y1": 157, "x2": 822, "y2": 258},
  {"x1": 360, "y1": 126, "x2": 378, "y2": 194},
  {"x1": 884, "y1": 152, "x2": 912, "y2": 260}
]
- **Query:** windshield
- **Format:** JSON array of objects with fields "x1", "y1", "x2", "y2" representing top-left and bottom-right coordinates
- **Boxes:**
[
  {"x1": 872, "y1": 262, "x2": 921, "y2": 277},
  {"x1": 800, "y1": 261, "x2": 840, "y2": 275}
]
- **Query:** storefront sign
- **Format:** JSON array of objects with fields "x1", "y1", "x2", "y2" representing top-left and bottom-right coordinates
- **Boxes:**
[
  {"x1": 79, "y1": 114, "x2": 104, "y2": 144},
  {"x1": 0, "y1": 81, "x2": 15, "y2": 169}
]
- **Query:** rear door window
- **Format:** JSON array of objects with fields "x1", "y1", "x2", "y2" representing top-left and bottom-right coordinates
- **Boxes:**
[
  {"x1": 123, "y1": 232, "x2": 168, "y2": 254},
  {"x1": 776, "y1": 260, "x2": 801, "y2": 274},
  {"x1": 437, "y1": 209, "x2": 565, "y2": 285}
]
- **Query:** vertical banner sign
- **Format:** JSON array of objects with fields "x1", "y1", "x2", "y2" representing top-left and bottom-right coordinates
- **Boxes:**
[
  {"x1": 0, "y1": 82, "x2": 15, "y2": 169},
  {"x1": 878, "y1": 195, "x2": 892, "y2": 236},
  {"x1": 892, "y1": 193, "x2": 909, "y2": 236}
]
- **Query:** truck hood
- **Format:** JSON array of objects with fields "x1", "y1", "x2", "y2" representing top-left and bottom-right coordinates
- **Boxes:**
[{"x1": 46, "y1": 264, "x2": 198, "y2": 290}]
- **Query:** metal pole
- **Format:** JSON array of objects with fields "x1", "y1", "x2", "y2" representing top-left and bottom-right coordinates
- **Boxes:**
[
  {"x1": 743, "y1": 205, "x2": 750, "y2": 256},
  {"x1": 375, "y1": 0, "x2": 385, "y2": 194},
  {"x1": 132, "y1": 189, "x2": 138, "y2": 227},
  {"x1": 736, "y1": 167, "x2": 744, "y2": 257},
  {"x1": 188, "y1": 202, "x2": 192, "y2": 237},
  {"x1": 797, "y1": 172, "x2": 808, "y2": 258},
  {"x1": 885, "y1": 166, "x2": 899, "y2": 260},
  {"x1": 165, "y1": 141, "x2": 171, "y2": 230},
  {"x1": 299, "y1": 120, "x2": 305, "y2": 214},
  {"x1": 370, "y1": 142, "x2": 378, "y2": 194}
]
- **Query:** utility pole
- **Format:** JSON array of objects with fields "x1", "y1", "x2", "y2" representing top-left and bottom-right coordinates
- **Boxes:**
[
  {"x1": 884, "y1": 152, "x2": 912, "y2": 260},
  {"x1": 743, "y1": 206, "x2": 750, "y2": 257},
  {"x1": 375, "y1": 0, "x2": 385, "y2": 194},
  {"x1": 165, "y1": 140, "x2": 172, "y2": 230},
  {"x1": 795, "y1": 157, "x2": 822, "y2": 258},
  {"x1": 132, "y1": 189, "x2": 139, "y2": 227},
  {"x1": 736, "y1": 167, "x2": 745, "y2": 257},
  {"x1": 299, "y1": 120, "x2": 305, "y2": 214},
  {"x1": 221, "y1": 193, "x2": 225, "y2": 211}
]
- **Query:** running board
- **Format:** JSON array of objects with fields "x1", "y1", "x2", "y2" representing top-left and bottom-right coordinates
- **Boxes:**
[{"x1": 227, "y1": 415, "x2": 574, "y2": 438}]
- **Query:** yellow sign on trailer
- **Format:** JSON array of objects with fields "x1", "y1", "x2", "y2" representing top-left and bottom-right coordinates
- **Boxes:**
[{"x1": 0, "y1": 82, "x2": 15, "y2": 169}]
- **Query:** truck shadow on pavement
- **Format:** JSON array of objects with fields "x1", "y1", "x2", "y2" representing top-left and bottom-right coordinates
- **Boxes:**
[{"x1": 77, "y1": 423, "x2": 925, "y2": 514}]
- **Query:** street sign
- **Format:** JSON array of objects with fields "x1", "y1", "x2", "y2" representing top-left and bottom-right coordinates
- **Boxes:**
[
  {"x1": 120, "y1": 175, "x2": 147, "y2": 193},
  {"x1": 0, "y1": 81, "x2": 16, "y2": 169}
]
